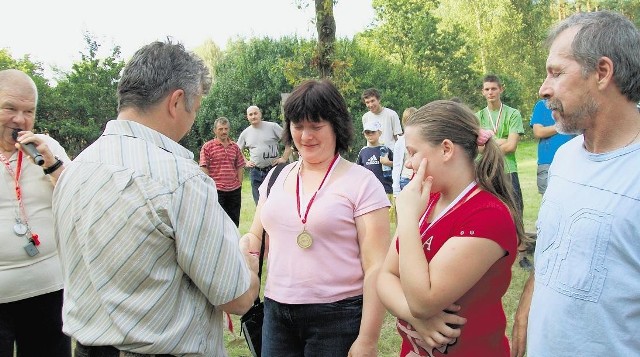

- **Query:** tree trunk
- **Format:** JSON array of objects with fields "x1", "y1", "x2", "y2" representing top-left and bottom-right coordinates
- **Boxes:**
[{"x1": 315, "y1": 0, "x2": 336, "y2": 78}]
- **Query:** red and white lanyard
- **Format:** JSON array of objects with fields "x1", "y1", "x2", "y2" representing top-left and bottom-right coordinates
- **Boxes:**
[
  {"x1": 0, "y1": 151, "x2": 39, "y2": 245},
  {"x1": 419, "y1": 181, "x2": 477, "y2": 238},
  {"x1": 296, "y1": 154, "x2": 340, "y2": 225},
  {"x1": 485, "y1": 104, "x2": 503, "y2": 134}
]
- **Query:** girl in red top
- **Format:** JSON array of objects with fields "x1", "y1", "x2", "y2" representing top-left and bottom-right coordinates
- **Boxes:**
[{"x1": 378, "y1": 100, "x2": 526, "y2": 356}]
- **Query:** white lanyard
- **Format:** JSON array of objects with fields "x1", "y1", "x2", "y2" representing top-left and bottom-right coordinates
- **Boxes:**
[
  {"x1": 419, "y1": 181, "x2": 477, "y2": 237},
  {"x1": 485, "y1": 103, "x2": 503, "y2": 133}
]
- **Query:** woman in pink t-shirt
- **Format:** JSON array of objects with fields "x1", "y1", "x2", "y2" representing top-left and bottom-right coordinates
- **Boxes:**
[
  {"x1": 243, "y1": 79, "x2": 391, "y2": 356},
  {"x1": 378, "y1": 100, "x2": 526, "y2": 356}
]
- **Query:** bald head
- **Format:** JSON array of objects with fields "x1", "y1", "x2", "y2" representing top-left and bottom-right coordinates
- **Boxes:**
[{"x1": 0, "y1": 69, "x2": 38, "y2": 105}]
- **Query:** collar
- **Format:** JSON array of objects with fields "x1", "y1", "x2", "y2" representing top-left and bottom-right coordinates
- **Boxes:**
[{"x1": 102, "y1": 120, "x2": 194, "y2": 160}]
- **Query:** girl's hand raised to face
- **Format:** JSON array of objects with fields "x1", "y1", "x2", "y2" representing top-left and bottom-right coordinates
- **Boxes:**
[{"x1": 396, "y1": 158, "x2": 433, "y2": 222}]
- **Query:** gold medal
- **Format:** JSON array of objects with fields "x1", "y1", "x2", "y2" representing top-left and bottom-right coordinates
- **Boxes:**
[{"x1": 297, "y1": 230, "x2": 313, "y2": 249}]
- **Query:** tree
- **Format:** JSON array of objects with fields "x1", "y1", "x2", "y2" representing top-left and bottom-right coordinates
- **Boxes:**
[
  {"x1": 193, "y1": 39, "x2": 223, "y2": 81},
  {"x1": 44, "y1": 33, "x2": 124, "y2": 157},
  {"x1": 295, "y1": 0, "x2": 338, "y2": 78}
]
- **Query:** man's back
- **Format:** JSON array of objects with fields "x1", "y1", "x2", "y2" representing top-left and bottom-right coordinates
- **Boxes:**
[{"x1": 53, "y1": 120, "x2": 250, "y2": 356}]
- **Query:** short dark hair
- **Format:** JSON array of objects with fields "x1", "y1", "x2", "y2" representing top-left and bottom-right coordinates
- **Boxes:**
[
  {"x1": 283, "y1": 79, "x2": 354, "y2": 154},
  {"x1": 482, "y1": 74, "x2": 502, "y2": 87},
  {"x1": 361, "y1": 88, "x2": 381, "y2": 101}
]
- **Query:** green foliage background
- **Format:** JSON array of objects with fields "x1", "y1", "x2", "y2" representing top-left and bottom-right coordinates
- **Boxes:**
[{"x1": 2, "y1": 1, "x2": 637, "y2": 160}]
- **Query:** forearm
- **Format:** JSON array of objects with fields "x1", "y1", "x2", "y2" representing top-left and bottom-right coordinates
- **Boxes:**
[
  {"x1": 532, "y1": 124, "x2": 557, "y2": 139},
  {"x1": 398, "y1": 220, "x2": 439, "y2": 319},
  {"x1": 220, "y1": 270, "x2": 259, "y2": 315},
  {"x1": 378, "y1": 270, "x2": 413, "y2": 321},
  {"x1": 281, "y1": 145, "x2": 293, "y2": 162},
  {"x1": 236, "y1": 167, "x2": 243, "y2": 184},
  {"x1": 358, "y1": 265, "x2": 386, "y2": 343}
]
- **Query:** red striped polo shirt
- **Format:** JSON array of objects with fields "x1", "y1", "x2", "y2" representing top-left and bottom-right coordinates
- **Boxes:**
[{"x1": 199, "y1": 139, "x2": 246, "y2": 191}]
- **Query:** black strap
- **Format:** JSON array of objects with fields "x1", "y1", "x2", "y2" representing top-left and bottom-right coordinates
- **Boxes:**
[{"x1": 255, "y1": 162, "x2": 287, "y2": 303}]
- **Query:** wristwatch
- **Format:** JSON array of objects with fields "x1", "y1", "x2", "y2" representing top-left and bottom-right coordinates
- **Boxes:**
[{"x1": 43, "y1": 157, "x2": 63, "y2": 175}]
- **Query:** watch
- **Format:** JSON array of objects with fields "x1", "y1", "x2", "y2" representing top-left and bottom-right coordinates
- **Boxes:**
[{"x1": 43, "y1": 157, "x2": 63, "y2": 175}]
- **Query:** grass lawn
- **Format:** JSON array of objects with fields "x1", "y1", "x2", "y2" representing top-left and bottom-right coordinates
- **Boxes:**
[{"x1": 225, "y1": 140, "x2": 540, "y2": 356}]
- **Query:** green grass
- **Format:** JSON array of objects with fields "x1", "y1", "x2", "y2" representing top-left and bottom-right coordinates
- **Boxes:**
[{"x1": 225, "y1": 141, "x2": 540, "y2": 356}]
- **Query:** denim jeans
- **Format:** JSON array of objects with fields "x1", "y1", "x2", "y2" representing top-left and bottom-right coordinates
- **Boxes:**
[
  {"x1": 250, "y1": 167, "x2": 271, "y2": 204},
  {"x1": 262, "y1": 295, "x2": 363, "y2": 357},
  {"x1": 399, "y1": 177, "x2": 410, "y2": 190}
]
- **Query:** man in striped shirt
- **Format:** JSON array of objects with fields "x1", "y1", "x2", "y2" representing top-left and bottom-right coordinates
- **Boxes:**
[
  {"x1": 199, "y1": 117, "x2": 245, "y2": 227},
  {"x1": 52, "y1": 40, "x2": 259, "y2": 357}
]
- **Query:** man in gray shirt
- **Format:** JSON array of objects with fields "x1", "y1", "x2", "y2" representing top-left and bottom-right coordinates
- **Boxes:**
[{"x1": 237, "y1": 105, "x2": 292, "y2": 203}]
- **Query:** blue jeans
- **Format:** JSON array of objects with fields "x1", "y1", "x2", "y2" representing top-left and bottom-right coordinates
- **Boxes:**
[
  {"x1": 250, "y1": 167, "x2": 271, "y2": 204},
  {"x1": 399, "y1": 177, "x2": 410, "y2": 190},
  {"x1": 262, "y1": 295, "x2": 363, "y2": 357}
]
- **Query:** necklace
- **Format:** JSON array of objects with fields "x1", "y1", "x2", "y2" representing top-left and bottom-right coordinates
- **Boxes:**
[
  {"x1": 624, "y1": 124, "x2": 640, "y2": 148},
  {"x1": 0, "y1": 151, "x2": 40, "y2": 256},
  {"x1": 295, "y1": 154, "x2": 340, "y2": 249}
]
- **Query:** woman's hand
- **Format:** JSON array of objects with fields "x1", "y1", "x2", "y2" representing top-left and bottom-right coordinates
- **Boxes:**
[{"x1": 396, "y1": 158, "x2": 432, "y2": 222}]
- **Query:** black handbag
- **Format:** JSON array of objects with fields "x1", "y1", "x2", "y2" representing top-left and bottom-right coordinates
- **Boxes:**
[{"x1": 240, "y1": 163, "x2": 286, "y2": 357}]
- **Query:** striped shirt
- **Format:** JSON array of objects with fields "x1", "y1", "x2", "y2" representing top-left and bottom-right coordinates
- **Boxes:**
[
  {"x1": 199, "y1": 139, "x2": 245, "y2": 191},
  {"x1": 52, "y1": 120, "x2": 250, "y2": 356}
]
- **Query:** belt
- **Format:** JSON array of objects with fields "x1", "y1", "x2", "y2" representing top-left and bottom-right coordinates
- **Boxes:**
[
  {"x1": 253, "y1": 165, "x2": 273, "y2": 172},
  {"x1": 75, "y1": 342, "x2": 173, "y2": 357}
]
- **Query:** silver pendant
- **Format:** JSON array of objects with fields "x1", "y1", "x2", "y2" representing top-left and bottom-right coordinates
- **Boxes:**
[{"x1": 14, "y1": 222, "x2": 28, "y2": 236}]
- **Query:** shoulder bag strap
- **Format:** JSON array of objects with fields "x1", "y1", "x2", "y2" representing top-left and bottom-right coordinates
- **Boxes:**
[{"x1": 256, "y1": 162, "x2": 287, "y2": 298}]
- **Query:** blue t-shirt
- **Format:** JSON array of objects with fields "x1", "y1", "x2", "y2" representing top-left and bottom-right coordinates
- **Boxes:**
[
  {"x1": 356, "y1": 145, "x2": 393, "y2": 194},
  {"x1": 528, "y1": 136, "x2": 640, "y2": 356},
  {"x1": 529, "y1": 99, "x2": 575, "y2": 165}
]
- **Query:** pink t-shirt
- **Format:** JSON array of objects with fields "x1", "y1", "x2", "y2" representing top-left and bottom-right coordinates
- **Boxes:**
[{"x1": 259, "y1": 160, "x2": 390, "y2": 304}]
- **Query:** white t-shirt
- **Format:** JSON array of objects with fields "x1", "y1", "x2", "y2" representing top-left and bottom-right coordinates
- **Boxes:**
[
  {"x1": 362, "y1": 107, "x2": 402, "y2": 149},
  {"x1": 0, "y1": 134, "x2": 69, "y2": 303}
]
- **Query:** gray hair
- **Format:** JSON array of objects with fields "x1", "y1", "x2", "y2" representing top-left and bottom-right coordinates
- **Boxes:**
[
  {"x1": 547, "y1": 11, "x2": 640, "y2": 102},
  {"x1": 117, "y1": 39, "x2": 212, "y2": 112},
  {"x1": 214, "y1": 116, "x2": 230, "y2": 128}
]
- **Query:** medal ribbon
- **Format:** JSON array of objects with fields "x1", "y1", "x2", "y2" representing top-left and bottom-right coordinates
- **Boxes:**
[
  {"x1": 296, "y1": 154, "x2": 340, "y2": 225},
  {"x1": 485, "y1": 103, "x2": 503, "y2": 134},
  {"x1": 0, "y1": 151, "x2": 39, "y2": 245},
  {"x1": 419, "y1": 181, "x2": 478, "y2": 238}
]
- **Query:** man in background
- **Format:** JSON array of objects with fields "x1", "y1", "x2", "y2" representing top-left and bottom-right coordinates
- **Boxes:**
[
  {"x1": 53, "y1": 40, "x2": 259, "y2": 356},
  {"x1": 200, "y1": 117, "x2": 245, "y2": 227},
  {"x1": 530, "y1": 99, "x2": 575, "y2": 195},
  {"x1": 361, "y1": 88, "x2": 403, "y2": 150},
  {"x1": 475, "y1": 75, "x2": 528, "y2": 268},
  {"x1": 237, "y1": 105, "x2": 292, "y2": 204}
]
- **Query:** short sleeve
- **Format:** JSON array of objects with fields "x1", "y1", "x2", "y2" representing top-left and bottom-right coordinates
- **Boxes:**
[
  {"x1": 455, "y1": 199, "x2": 517, "y2": 255},
  {"x1": 353, "y1": 167, "x2": 391, "y2": 218}
]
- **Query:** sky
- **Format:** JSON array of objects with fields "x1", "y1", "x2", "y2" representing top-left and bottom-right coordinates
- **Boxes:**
[{"x1": 1, "y1": 0, "x2": 376, "y2": 79}]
